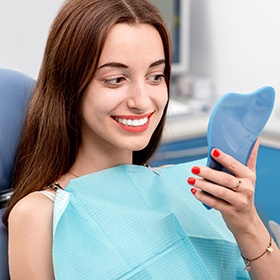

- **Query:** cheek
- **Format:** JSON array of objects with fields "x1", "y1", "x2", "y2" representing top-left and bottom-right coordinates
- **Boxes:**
[
  {"x1": 82, "y1": 87, "x2": 120, "y2": 116},
  {"x1": 156, "y1": 87, "x2": 168, "y2": 112}
]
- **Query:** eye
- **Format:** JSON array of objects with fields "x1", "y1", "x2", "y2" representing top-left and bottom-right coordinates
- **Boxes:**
[
  {"x1": 147, "y1": 74, "x2": 166, "y2": 85},
  {"x1": 104, "y1": 76, "x2": 126, "y2": 87}
]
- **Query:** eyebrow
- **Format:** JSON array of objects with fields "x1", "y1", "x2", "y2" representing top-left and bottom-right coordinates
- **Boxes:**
[
  {"x1": 150, "y1": 59, "x2": 166, "y2": 68},
  {"x1": 98, "y1": 62, "x2": 128, "y2": 70},
  {"x1": 97, "y1": 59, "x2": 166, "y2": 70}
]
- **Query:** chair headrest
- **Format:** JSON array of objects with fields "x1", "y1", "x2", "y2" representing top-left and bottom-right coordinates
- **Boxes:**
[{"x1": 0, "y1": 68, "x2": 35, "y2": 195}]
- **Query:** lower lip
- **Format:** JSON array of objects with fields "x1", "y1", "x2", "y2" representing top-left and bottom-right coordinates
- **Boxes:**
[{"x1": 113, "y1": 117, "x2": 151, "y2": 133}]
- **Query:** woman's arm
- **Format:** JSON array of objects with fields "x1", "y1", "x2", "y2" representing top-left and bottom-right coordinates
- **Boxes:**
[
  {"x1": 8, "y1": 192, "x2": 54, "y2": 280},
  {"x1": 188, "y1": 139, "x2": 280, "y2": 280}
]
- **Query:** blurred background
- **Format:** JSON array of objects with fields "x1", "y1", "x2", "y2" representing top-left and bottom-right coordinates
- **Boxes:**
[{"x1": 1, "y1": 0, "x2": 279, "y2": 109}]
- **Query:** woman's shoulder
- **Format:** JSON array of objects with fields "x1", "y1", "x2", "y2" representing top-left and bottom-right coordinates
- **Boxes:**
[
  {"x1": 9, "y1": 191, "x2": 54, "y2": 226},
  {"x1": 8, "y1": 192, "x2": 55, "y2": 278}
]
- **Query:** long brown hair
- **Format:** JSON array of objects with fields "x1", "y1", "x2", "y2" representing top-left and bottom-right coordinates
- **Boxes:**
[{"x1": 3, "y1": 0, "x2": 171, "y2": 226}]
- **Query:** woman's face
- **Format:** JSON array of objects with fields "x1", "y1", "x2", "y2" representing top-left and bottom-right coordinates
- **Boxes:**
[{"x1": 80, "y1": 23, "x2": 168, "y2": 162}]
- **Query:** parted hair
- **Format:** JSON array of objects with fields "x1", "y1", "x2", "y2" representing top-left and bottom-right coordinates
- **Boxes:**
[{"x1": 3, "y1": 0, "x2": 171, "y2": 226}]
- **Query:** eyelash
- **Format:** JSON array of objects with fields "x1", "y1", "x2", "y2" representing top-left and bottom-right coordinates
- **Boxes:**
[
  {"x1": 148, "y1": 74, "x2": 166, "y2": 84},
  {"x1": 103, "y1": 73, "x2": 166, "y2": 87},
  {"x1": 104, "y1": 77, "x2": 125, "y2": 86}
]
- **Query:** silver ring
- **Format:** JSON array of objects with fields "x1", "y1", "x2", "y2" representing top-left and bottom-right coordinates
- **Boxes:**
[{"x1": 232, "y1": 180, "x2": 241, "y2": 191}]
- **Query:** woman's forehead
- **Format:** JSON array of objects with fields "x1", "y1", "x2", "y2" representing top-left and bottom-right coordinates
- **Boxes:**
[{"x1": 98, "y1": 23, "x2": 165, "y2": 68}]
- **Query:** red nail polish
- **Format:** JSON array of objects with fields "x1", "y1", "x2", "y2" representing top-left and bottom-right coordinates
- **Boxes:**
[
  {"x1": 187, "y1": 177, "x2": 196, "y2": 185},
  {"x1": 213, "y1": 149, "x2": 220, "y2": 157},
  {"x1": 190, "y1": 188, "x2": 197, "y2": 195},
  {"x1": 191, "y1": 166, "x2": 200, "y2": 175}
]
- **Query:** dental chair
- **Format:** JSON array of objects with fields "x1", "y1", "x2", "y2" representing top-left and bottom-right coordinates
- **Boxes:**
[{"x1": 0, "y1": 68, "x2": 35, "y2": 280}]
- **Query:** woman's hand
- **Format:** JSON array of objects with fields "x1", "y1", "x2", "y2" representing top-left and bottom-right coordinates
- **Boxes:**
[
  {"x1": 187, "y1": 138, "x2": 260, "y2": 234},
  {"x1": 187, "y1": 138, "x2": 280, "y2": 279}
]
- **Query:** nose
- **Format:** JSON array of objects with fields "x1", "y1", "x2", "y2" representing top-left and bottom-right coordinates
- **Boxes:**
[{"x1": 126, "y1": 81, "x2": 151, "y2": 112}]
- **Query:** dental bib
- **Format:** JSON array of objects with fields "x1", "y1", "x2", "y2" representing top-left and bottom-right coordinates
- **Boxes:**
[{"x1": 52, "y1": 161, "x2": 249, "y2": 279}]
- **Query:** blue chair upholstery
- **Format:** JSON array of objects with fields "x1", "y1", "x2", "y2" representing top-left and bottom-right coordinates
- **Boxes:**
[
  {"x1": 0, "y1": 68, "x2": 35, "y2": 280},
  {"x1": 0, "y1": 208, "x2": 9, "y2": 279}
]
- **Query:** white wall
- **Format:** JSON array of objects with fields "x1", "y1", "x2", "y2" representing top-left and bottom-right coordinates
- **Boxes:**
[
  {"x1": 0, "y1": 0, "x2": 65, "y2": 78},
  {"x1": 190, "y1": 0, "x2": 280, "y2": 116}
]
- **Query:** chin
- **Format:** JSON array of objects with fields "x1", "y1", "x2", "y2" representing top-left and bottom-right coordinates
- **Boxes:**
[{"x1": 129, "y1": 140, "x2": 150, "y2": 152}]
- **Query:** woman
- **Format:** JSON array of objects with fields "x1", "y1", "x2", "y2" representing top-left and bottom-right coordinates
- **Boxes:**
[{"x1": 3, "y1": 0, "x2": 280, "y2": 279}]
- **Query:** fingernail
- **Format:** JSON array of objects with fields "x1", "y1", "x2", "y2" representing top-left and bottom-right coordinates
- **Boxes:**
[
  {"x1": 187, "y1": 177, "x2": 196, "y2": 185},
  {"x1": 213, "y1": 149, "x2": 220, "y2": 157},
  {"x1": 190, "y1": 188, "x2": 197, "y2": 195},
  {"x1": 191, "y1": 166, "x2": 200, "y2": 175}
]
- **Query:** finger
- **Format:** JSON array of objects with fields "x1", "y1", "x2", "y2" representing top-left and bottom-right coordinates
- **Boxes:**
[
  {"x1": 188, "y1": 177, "x2": 240, "y2": 209},
  {"x1": 188, "y1": 176, "x2": 255, "y2": 214},
  {"x1": 210, "y1": 148, "x2": 255, "y2": 179},
  {"x1": 191, "y1": 165, "x2": 241, "y2": 190},
  {"x1": 246, "y1": 137, "x2": 260, "y2": 172},
  {"x1": 188, "y1": 175, "x2": 243, "y2": 195},
  {"x1": 232, "y1": 179, "x2": 242, "y2": 191},
  {"x1": 194, "y1": 187, "x2": 231, "y2": 210}
]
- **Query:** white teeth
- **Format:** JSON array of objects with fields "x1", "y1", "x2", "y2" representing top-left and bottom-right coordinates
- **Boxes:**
[{"x1": 115, "y1": 117, "x2": 148, "y2": 127}]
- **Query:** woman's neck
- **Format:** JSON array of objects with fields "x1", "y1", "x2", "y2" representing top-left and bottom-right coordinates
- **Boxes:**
[{"x1": 69, "y1": 144, "x2": 133, "y2": 177}]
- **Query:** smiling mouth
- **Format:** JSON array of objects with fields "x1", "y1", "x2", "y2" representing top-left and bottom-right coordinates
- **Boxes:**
[{"x1": 114, "y1": 116, "x2": 148, "y2": 127}]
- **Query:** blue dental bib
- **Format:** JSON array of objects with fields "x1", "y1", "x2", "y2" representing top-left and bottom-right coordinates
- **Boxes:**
[{"x1": 52, "y1": 162, "x2": 249, "y2": 279}]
